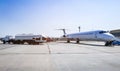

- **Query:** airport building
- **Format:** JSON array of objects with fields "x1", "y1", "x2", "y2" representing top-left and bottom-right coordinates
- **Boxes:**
[{"x1": 110, "y1": 29, "x2": 120, "y2": 38}]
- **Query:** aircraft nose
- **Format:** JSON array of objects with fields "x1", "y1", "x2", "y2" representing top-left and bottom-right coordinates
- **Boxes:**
[
  {"x1": 108, "y1": 36, "x2": 115, "y2": 40},
  {"x1": 105, "y1": 34, "x2": 116, "y2": 41}
]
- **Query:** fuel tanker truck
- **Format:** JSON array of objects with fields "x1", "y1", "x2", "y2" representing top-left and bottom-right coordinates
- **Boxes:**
[{"x1": 1, "y1": 34, "x2": 46, "y2": 45}]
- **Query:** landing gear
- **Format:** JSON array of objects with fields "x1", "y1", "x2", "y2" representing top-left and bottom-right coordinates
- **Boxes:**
[
  {"x1": 76, "y1": 38, "x2": 79, "y2": 43},
  {"x1": 67, "y1": 39, "x2": 70, "y2": 43},
  {"x1": 105, "y1": 41, "x2": 113, "y2": 46},
  {"x1": 3, "y1": 41, "x2": 6, "y2": 44},
  {"x1": 67, "y1": 38, "x2": 80, "y2": 43}
]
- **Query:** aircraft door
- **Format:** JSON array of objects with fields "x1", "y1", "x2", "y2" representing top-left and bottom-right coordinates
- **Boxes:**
[
  {"x1": 94, "y1": 32, "x2": 103, "y2": 41},
  {"x1": 95, "y1": 32, "x2": 104, "y2": 41},
  {"x1": 95, "y1": 32, "x2": 97, "y2": 38}
]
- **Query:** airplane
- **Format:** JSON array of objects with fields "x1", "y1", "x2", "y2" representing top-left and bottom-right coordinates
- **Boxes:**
[{"x1": 58, "y1": 29, "x2": 117, "y2": 46}]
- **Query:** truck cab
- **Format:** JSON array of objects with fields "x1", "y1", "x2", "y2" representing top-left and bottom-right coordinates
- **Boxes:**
[{"x1": 2, "y1": 36, "x2": 13, "y2": 44}]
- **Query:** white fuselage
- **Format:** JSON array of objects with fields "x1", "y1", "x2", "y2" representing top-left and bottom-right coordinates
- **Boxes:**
[{"x1": 66, "y1": 30, "x2": 116, "y2": 42}]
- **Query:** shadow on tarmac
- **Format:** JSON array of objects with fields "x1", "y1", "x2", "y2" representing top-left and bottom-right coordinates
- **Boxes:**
[
  {"x1": 78, "y1": 43, "x2": 104, "y2": 47},
  {"x1": 57, "y1": 41, "x2": 105, "y2": 47}
]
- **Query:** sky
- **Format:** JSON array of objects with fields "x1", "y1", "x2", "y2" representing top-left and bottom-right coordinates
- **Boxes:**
[{"x1": 0, "y1": 0, "x2": 120, "y2": 37}]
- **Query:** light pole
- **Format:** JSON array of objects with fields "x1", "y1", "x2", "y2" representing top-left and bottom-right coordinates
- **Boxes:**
[{"x1": 78, "y1": 26, "x2": 80, "y2": 32}]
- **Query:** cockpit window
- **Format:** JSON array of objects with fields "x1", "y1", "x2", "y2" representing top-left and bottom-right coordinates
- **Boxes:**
[{"x1": 99, "y1": 31, "x2": 107, "y2": 34}]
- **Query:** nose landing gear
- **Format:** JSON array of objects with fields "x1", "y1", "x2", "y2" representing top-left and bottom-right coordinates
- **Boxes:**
[{"x1": 105, "y1": 41, "x2": 114, "y2": 46}]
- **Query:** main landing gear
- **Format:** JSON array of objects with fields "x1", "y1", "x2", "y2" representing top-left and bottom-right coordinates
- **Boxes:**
[
  {"x1": 67, "y1": 38, "x2": 80, "y2": 43},
  {"x1": 76, "y1": 38, "x2": 80, "y2": 43}
]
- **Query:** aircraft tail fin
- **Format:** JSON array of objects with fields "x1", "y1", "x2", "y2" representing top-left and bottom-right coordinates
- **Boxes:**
[{"x1": 57, "y1": 29, "x2": 67, "y2": 37}]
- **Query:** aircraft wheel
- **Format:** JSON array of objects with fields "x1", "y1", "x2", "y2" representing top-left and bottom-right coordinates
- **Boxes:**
[
  {"x1": 105, "y1": 41, "x2": 109, "y2": 46},
  {"x1": 67, "y1": 39, "x2": 70, "y2": 43},
  {"x1": 105, "y1": 41, "x2": 114, "y2": 46},
  {"x1": 3, "y1": 41, "x2": 6, "y2": 44},
  {"x1": 76, "y1": 38, "x2": 79, "y2": 43}
]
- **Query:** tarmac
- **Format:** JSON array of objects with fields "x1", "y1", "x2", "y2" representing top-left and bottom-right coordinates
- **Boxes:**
[{"x1": 0, "y1": 41, "x2": 120, "y2": 71}]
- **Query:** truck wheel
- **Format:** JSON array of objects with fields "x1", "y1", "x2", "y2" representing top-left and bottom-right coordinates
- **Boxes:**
[
  {"x1": 28, "y1": 42, "x2": 32, "y2": 45},
  {"x1": 20, "y1": 41, "x2": 24, "y2": 44}
]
